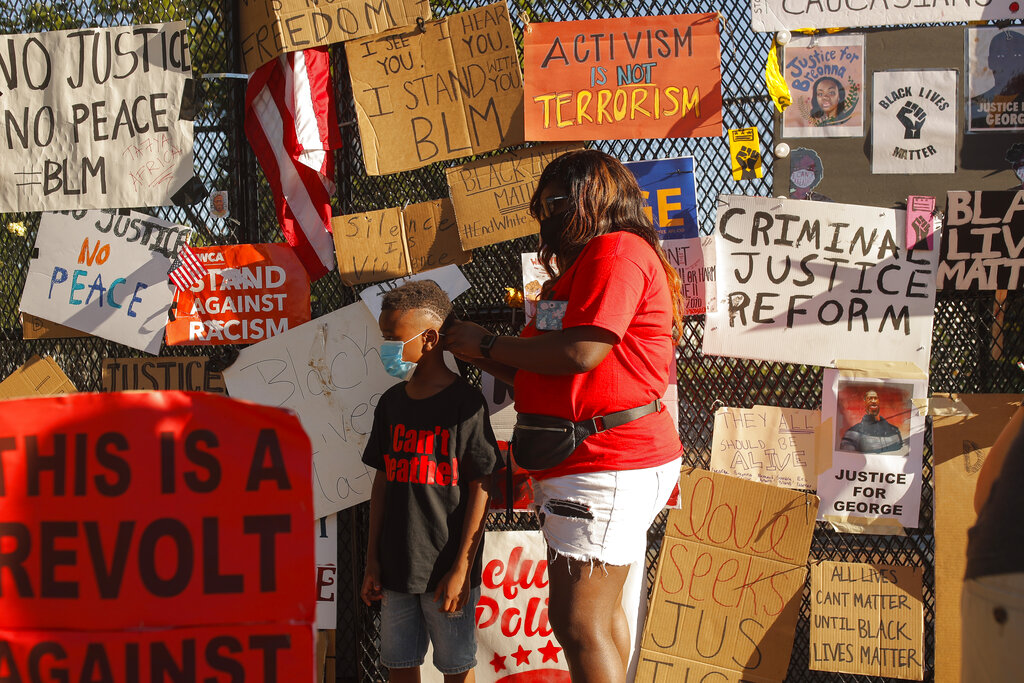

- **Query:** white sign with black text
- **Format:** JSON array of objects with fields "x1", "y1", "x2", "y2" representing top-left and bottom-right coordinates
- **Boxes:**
[{"x1": 871, "y1": 70, "x2": 957, "y2": 175}]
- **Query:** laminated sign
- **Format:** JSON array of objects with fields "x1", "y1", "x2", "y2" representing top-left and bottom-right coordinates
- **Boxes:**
[
  {"x1": 0, "y1": 392, "x2": 315, "y2": 680},
  {"x1": 345, "y1": 3, "x2": 524, "y2": 175},
  {"x1": 0, "y1": 23, "x2": 195, "y2": 212}
]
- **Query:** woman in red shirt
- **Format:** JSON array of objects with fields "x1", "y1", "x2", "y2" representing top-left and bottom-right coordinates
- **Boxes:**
[{"x1": 446, "y1": 150, "x2": 684, "y2": 683}]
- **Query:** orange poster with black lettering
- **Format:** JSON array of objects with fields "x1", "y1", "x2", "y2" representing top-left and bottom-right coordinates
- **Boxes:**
[
  {"x1": 524, "y1": 14, "x2": 723, "y2": 141},
  {"x1": 166, "y1": 243, "x2": 311, "y2": 345}
]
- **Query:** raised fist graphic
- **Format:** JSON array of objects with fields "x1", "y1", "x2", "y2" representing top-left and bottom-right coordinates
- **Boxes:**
[{"x1": 897, "y1": 102, "x2": 926, "y2": 140}]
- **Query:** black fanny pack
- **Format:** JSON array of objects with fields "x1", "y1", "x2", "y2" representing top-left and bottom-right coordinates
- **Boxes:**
[{"x1": 509, "y1": 398, "x2": 662, "y2": 472}]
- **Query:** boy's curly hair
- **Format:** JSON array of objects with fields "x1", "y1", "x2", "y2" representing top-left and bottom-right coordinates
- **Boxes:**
[{"x1": 380, "y1": 280, "x2": 452, "y2": 324}]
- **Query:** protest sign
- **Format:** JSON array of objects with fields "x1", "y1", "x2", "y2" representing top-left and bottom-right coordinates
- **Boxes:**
[
  {"x1": 0, "y1": 355, "x2": 76, "y2": 399},
  {"x1": 0, "y1": 23, "x2": 194, "y2": 212},
  {"x1": 358, "y1": 264, "x2": 471, "y2": 320},
  {"x1": 932, "y1": 394, "x2": 1022, "y2": 683},
  {"x1": 703, "y1": 195, "x2": 939, "y2": 370},
  {"x1": 345, "y1": 3, "x2": 524, "y2": 175},
  {"x1": 750, "y1": 0, "x2": 1021, "y2": 31},
  {"x1": 316, "y1": 515, "x2": 338, "y2": 630},
  {"x1": 20, "y1": 211, "x2": 178, "y2": 354},
  {"x1": 521, "y1": 252, "x2": 548, "y2": 321},
  {"x1": 810, "y1": 562, "x2": 924, "y2": 679},
  {"x1": 872, "y1": 70, "x2": 957, "y2": 175},
  {"x1": 523, "y1": 14, "x2": 722, "y2": 141},
  {"x1": 0, "y1": 391, "x2": 315, "y2": 679},
  {"x1": 165, "y1": 243, "x2": 311, "y2": 346},
  {"x1": 817, "y1": 366, "x2": 927, "y2": 533},
  {"x1": 709, "y1": 404, "x2": 820, "y2": 490},
  {"x1": 781, "y1": 34, "x2": 864, "y2": 139},
  {"x1": 447, "y1": 143, "x2": 583, "y2": 250},
  {"x1": 223, "y1": 302, "x2": 399, "y2": 517},
  {"x1": 333, "y1": 199, "x2": 469, "y2": 286},
  {"x1": 21, "y1": 312, "x2": 90, "y2": 339},
  {"x1": 728, "y1": 127, "x2": 764, "y2": 180},
  {"x1": 624, "y1": 157, "x2": 699, "y2": 240},
  {"x1": 239, "y1": 0, "x2": 430, "y2": 72},
  {"x1": 101, "y1": 356, "x2": 226, "y2": 393},
  {"x1": 967, "y1": 27, "x2": 1024, "y2": 133},
  {"x1": 637, "y1": 469, "x2": 818, "y2": 683},
  {"x1": 662, "y1": 236, "x2": 715, "y2": 316},
  {"x1": 940, "y1": 190, "x2": 1024, "y2": 290}
]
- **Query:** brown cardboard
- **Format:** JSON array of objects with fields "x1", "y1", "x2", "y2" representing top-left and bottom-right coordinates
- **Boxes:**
[
  {"x1": 638, "y1": 469, "x2": 819, "y2": 683},
  {"x1": 100, "y1": 357, "x2": 227, "y2": 394},
  {"x1": 809, "y1": 562, "x2": 924, "y2": 680},
  {"x1": 709, "y1": 405, "x2": 820, "y2": 490},
  {"x1": 21, "y1": 312, "x2": 89, "y2": 339},
  {"x1": 345, "y1": 3, "x2": 524, "y2": 175},
  {"x1": 238, "y1": 0, "x2": 430, "y2": 73},
  {"x1": 402, "y1": 199, "x2": 471, "y2": 274},
  {"x1": 0, "y1": 356, "x2": 77, "y2": 399},
  {"x1": 446, "y1": 143, "x2": 584, "y2": 250},
  {"x1": 932, "y1": 394, "x2": 1022, "y2": 683}
]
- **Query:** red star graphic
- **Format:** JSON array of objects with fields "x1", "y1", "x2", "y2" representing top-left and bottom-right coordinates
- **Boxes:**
[
  {"x1": 538, "y1": 639, "x2": 562, "y2": 663},
  {"x1": 489, "y1": 652, "x2": 507, "y2": 672},
  {"x1": 511, "y1": 644, "x2": 532, "y2": 666}
]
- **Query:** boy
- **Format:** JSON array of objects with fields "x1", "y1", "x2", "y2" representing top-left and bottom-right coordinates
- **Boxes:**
[{"x1": 361, "y1": 280, "x2": 499, "y2": 683}]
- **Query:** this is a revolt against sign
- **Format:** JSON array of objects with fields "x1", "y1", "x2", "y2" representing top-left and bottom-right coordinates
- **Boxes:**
[
  {"x1": 939, "y1": 190, "x2": 1024, "y2": 290},
  {"x1": 20, "y1": 211, "x2": 178, "y2": 354},
  {"x1": 345, "y1": 3, "x2": 524, "y2": 175},
  {"x1": 0, "y1": 391, "x2": 315, "y2": 678},
  {"x1": 0, "y1": 23, "x2": 194, "y2": 212},
  {"x1": 703, "y1": 195, "x2": 939, "y2": 370}
]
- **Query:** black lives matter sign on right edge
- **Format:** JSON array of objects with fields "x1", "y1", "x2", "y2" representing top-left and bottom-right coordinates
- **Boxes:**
[{"x1": 940, "y1": 190, "x2": 1024, "y2": 290}]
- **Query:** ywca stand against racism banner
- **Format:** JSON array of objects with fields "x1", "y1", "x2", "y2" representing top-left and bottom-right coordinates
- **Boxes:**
[
  {"x1": 703, "y1": 195, "x2": 939, "y2": 371},
  {"x1": 0, "y1": 392, "x2": 315, "y2": 681},
  {"x1": 782, "y1": 34, "x2": 864, "y2": 139},
  {"x1": 939, "y1": 190, "x2": 1024, "y2": 290},
  {"x1": 20, "y1": 210, "x2": 179, "y2": 354},
  {"x1": 0, "y1": 23, "x2": 195, "y2": 212},
  {"x1": 523, "y1": 14, "x2": 722, "y2": 140},
  {"x1": 165, "y1": 243, "x2": 311, "y2": 345},
  {"x1": 871, "y1": 70, "x2": 957, "y2": 175}
]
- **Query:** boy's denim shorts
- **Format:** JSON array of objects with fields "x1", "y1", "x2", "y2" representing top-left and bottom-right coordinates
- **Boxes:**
[{"x1": 380, "y1": 586, "x2": 480, "y2": 674}]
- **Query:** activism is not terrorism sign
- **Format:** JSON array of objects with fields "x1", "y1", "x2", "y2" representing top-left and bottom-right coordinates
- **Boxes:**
[
  {"x1": 0, "y1": 392, "x2": 315, "y2": 680},
  {"x1": 0, "y1": 23, "x2": 195, "y2": 212}
]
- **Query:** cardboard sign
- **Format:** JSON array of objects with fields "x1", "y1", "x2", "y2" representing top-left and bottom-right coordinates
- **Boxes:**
[
  {"x1": 239, "y1": 0, "x2": 430, "y2": 72},
  {"x1": 333, "y1": 199, "x2": 469, "y2": 286},
  {"x1": 523, "y1": 14, "x2": 722, "y2": 140},
  {"x1": 0, "y1": 391, "x2": 314, "y2": 679},
  {"x1": 810, "y1": 562, "x2": 924, "y2": 680},
  {"x1": 871, "y1": 70, "x2": 957, "y2": 175},
  {"x1": 316, "y1": 515, "x2": 338, "y2": 630},
  {"x1": 0, "y1": 355, "x2": 76, "y2": 399},
  {"x1": 100, "y1": 356, "x2": 226, "y2": 393},
  {"x1": 345, "y1": 3, "x2": 524, "y2": 175},
  {"x1": 932, "y1": 394, "x2": 1023, "y2": 683},
  {"x1": 223, "y1": 302, "x2": 400, "y2": 518},
  {"x1": 358, "y1": 264, "x2": 471, "y2": 320},
  {"x1": 709, "y1": 404, "x2": 820, "y2": 490},
  {"x1": 21, "y1": 312, "x2": 90, "y2": 339},
  {"x1": 781, "y1": 34, "x2": 865, "y2": 139},
  {"x1": 20, "y1": 211, "x2": 178, "y2": 354},
  {"x1": 940, "y1": 190, "x2": 1024, "y2": 290},
  {"x1": 637, "y1": 469, "x2": 819, "y2": 683},
  {"x1": 750, "y1": 0, "x2": 1022, "y2": 31},
  {"x1": 967, "y1": 27, "x2": 1024, "y2": 133},
  {"x1": 447, "y1": 143, "x2": 583, "y2": 250},
  {"x1": 0, "y1": 23, "x2": 194, "y2": 212},
  {"x1": 703, "y1": 195, "x2": 939, "y2": 370},
  {"x1": 165, "y1": 243, "x2": 311, "y2": 346},
  {"x1": 624, "y1": 156, "x2": 699, "y2": 240}
]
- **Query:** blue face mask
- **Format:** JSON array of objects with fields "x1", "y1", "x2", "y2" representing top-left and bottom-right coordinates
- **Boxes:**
[{"x1": 379, "y1": 330, "x2": 424, "y2": 379}]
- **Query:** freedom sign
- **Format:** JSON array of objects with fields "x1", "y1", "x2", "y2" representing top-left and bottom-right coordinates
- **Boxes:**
[
  {"x1": 523, "y1": 14, "x2": 722, "y2": 141},
  {"x1": 0, "y1": 23, "x2": 195, "y2": 212},
  {"x1": 749, "y1": 0, "x2": 1022, "y2": 32},
  {"x1": 0, "y1": 391, "x2": 315, "y2": 680},
  {"x1": 703, "y1": 195, "x2": 939, "y2": 370}
]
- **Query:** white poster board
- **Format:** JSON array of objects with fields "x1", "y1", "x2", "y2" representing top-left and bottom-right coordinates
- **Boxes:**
[
  {"x1": 703, "y1": 194, "x2": 939, "y2": 370},
  {"x1": 223, "y1": 302, "x2": 400, "y2": 517},
  {"x1": 20, "y1": 210, "x2": 178, "y2": 354},
  {"x1": 315, "y1": 515, "x2": 338, "y2": 630},
  {"x1": 871, "y1": 70, "x2": 957, "y2": 175},
  {"x1": 0, "y1": 23, "x2": 195, "y2": 212},
  {"x1": 750, "y1": 0, "x2": 1021, "y2": 32},
  {"x1": 358, "y1": 265, "x2": 470, "y2": 321}
]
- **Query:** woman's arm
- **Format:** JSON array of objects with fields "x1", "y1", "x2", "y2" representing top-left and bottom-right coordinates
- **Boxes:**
[{"x1": 445, "y1": 320, "x2": 616, "y2": 375}]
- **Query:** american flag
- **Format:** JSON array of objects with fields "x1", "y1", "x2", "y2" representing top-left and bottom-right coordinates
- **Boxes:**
[{"x1": 168, "y1": 244, "x2": 208, "y2": 292}]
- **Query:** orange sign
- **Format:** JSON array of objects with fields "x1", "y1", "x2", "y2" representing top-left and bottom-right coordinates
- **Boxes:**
[
  {"x1": 524, "y1": 14, "x2": 723, "y2": 141},
  {"x1": 166, "y1": 243, "x2": 311, "y2": 345}
]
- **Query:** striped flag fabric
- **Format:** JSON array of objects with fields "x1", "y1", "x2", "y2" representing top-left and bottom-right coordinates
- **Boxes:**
[
  {"x1": 244, "y1": 47, "x2": 342, "y2": 281},
  {"x1": 168, "y1": 244, "x2": 209, "y2": 292}
]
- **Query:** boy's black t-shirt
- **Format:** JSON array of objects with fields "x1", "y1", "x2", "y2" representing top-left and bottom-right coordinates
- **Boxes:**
[{"x1": 362, "y1": 377, "x2": 500, "y2": 594}]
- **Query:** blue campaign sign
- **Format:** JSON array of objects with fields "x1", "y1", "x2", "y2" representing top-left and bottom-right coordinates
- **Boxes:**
[{"x1": 624, "y1": 157, "x2": 699, "y2": 240}]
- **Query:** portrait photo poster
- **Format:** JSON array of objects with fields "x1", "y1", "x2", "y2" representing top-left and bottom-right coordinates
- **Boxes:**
[
  {"x1": 782, "y1": 34, "x2": 865, "y2": 138},
  {"x1": 966, "y1": 26, "x2": 1024, "y2": 133},
  {"x1": 871, "y1": 69, "x2": 957, "y2": 175}
]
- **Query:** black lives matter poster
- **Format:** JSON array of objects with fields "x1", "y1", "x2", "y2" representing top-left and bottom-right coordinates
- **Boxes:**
[{"x1": 940, "y1": 190, "x2": 1024, "y2": 290}]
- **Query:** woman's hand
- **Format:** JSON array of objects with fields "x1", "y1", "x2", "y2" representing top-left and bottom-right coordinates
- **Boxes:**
[{"x1": 443, "y1": 320, "x2": 492, "y2": 360}]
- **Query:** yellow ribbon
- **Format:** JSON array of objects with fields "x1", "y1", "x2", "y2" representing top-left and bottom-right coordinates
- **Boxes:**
[{"x1": 765, "y1": 38, "x2": 791, "y2": 113}]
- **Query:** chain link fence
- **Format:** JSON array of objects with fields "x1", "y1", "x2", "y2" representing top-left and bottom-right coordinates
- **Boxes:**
[{"x1": 1, "y1": 0, "x2": 1022, "y2": 681}]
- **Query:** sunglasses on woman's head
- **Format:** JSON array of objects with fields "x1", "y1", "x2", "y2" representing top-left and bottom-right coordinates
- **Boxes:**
[{"x1": 537, "y1": 195, "x2": 570, "y2": 220}]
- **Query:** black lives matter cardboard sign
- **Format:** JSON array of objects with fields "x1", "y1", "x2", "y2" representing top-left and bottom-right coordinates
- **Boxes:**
[{"x1": 940, "y1": 190, "x2": 1024, "y2": 290}]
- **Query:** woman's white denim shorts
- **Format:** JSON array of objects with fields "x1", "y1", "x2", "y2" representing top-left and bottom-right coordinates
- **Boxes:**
[{"x1": 532, "y1": 457, "x2": 682, "y2": 566}]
